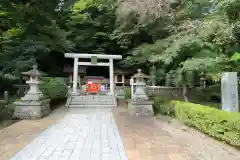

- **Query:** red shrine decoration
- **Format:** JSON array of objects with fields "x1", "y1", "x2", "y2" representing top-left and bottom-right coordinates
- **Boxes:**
[{"x1": 86, "y1": 77, "x2": 103, "y2": 94}]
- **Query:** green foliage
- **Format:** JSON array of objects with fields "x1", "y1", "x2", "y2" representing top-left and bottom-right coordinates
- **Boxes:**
[
  {"x1": 0, "y1": 96, "x2": 17, "y2": 121},
  {"x1": 66, "y1": 0, "x2": 119, "y2": 54},
  {"x1": 156, "y1": 100, "x2": 240, "y2": 148},
  {"x1": 117, "y1": 0, "x2": 240, "y2": 82},
  {"x1": 153, "y1": 97, "x2": 175, "y2": 116},
  {"x1": 0, "y1": 103, "x2": 15, "y2": 121},
  {"x1": 164, "y1": 69, "x2": 200, "y2": 87},
  {"x1": 217, "y1": 0, "x2": 240, "y2": 20},
  {"x1": 123, "y1": 87, "x2": 131, "y2": 100},
  {"x1": 230, "y1": 52, "x2": 240, "y2": 61},
  {"x1": 0, "y1": 73, "x2": 20, "y2": 93},
  {"x1": 40, "y1": 78, "x2": 68, "y2": 100},
  {"x1": 0, "y1": 0, "x2": 74, "y2": 76},
  {"x1": 175, "y1": 101, "x2": 240, "y2": 148},
  {"x1": 1, "y1": 0, "x2": 240, "y2": 95},
  {"x1": 197, "y1": 84, "x2": 221, "y2": 102}
]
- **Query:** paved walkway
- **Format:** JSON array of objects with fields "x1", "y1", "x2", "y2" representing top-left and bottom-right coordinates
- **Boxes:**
[
  {"x1": 3, "y1": 106, "x2": 240, "y2": 160},
  {"x1": 10, "y1": 109, "x2": 127, "y2": 160},
  {"x1": 113, "y1": 107, "x2": 240, "y2": 160},
  {"x1": 0, "y1": 107, "x2": 67, "y2": 160}
]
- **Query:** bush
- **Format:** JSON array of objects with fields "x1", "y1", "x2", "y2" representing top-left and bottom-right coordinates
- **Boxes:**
[
  {"x1": 40, "y1": 78, "x2": 68, "y2": 108},
  {"x1": 153, "y1": 97, "x2": 175, "y2": 116},
  {"x1": 157, "y1": 100, "x2": 240, "y2": 148},
  {"x1": 124, "y1": 87, "x2": 131, "y2": 100},
  {"x1": 0, "y1": 102, "x2": 15, "y2": 121}
]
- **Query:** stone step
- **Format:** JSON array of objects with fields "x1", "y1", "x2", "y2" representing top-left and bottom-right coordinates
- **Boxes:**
[
  {"x1": 71, "y1": 95, "x2": 114, "y2": 98},
  {"x1": 71, "y1": 98, "x2": 115, "y2": 101},
  {"x1": 71, "y1": 98, "x2": 114, "y2": 102},
  {"x1": 71, "y1": 101, "x2": 115, "y2": 104},
  {"x1": 70, "y1": 101, "x2": 115, "y2": 105},
  {"x1": 68, "y1": 95, "x2": 117, "y2": 108},
  {"x1": 69, "y1": 104, "x2": 116, "y2": 108}
]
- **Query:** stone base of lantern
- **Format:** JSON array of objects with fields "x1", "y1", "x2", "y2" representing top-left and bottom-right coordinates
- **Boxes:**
[
  {"x1": 13, "y1": 99, "x2": 51, "y2": 120},
  {"x1": 127, "y1": 99, "x2": 154, "y2": 117}
]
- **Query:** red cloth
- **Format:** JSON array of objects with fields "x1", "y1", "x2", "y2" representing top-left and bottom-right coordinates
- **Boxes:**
[
  {"x1": 86, "y1": 78, "x2": 103, "y2": 93},
  {"x1": 87, "y1": 83, "x2": 99, "y2": 93}
]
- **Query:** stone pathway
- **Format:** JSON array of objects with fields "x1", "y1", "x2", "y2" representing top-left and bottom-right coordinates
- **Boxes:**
[
  {"x1": 10, "y1": 108, "x2": 128, "y2": 160},
  {"x1": 113, "y1": 107, "x2": 240, "y2": 160},
  {"x1": 0, "y1": 107, "x2": 67, "y2": 160},
  {"x1": 3, "y1": 106, "x2": 240, "y2": 160}
]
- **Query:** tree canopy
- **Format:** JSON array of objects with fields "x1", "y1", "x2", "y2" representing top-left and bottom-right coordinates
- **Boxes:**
[{"x1": 1, "y1": 0, "x2": 240, "y2": 86}]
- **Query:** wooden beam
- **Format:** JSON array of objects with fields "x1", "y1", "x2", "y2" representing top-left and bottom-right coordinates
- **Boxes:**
[{"x1": 65, "y1": 53, "x2": 122, "y2": 59}]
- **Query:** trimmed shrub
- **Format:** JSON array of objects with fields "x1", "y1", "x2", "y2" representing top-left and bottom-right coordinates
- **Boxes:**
[
  {"x1": 153, "y1": 97, "x2": 175, "y2": 116},
  {"x1": 175, "y1": 102, "x2": 240, "y2": 148},
  {"x1": 124, "y1": 87, "x2": 131, "y2": 100},
  {"x1": 40, "y1": 78, "x2": 68, "y2": 108},
  {"x1": 156, "y1": 99, "x2": 240, "y2": 148}
]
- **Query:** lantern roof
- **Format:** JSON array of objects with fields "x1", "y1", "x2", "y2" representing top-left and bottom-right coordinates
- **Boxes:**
[
  {"x1": 21, "y1": 65, "x2": 47, "y2": 76},
  {"x1": 132, "y1": 69, "x2": 149, "y2": 79}
]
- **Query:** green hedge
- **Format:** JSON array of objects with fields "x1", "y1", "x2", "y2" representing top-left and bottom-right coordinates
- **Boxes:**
[
  {"x1": 40, "y1": 78, "x2": 68, "y2": 108},
  {"x1": 40, "y1": 77, "x2": 68, "y2": 99},
  {"x1": 154, "y1": 98, "x2": 240, "y2": 148}
]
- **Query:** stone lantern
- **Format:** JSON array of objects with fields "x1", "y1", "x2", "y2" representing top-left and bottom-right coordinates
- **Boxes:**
[
  {"x1": 128, "y1": 69, "x2": 153, "y2": 117},
  {"x1": 21, "y1": 65, "x2": 46, "y2": 100},
  {"x1": 131, "y1": 69, "x2": 149, "y2": 100},
  {"x1": 13, "y1": 65, "x2": 51, "y2": 120}
]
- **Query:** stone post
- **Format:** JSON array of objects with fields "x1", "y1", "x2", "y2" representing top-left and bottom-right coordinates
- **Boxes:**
[
  {"x1": 109, "y1": 58, "x2": 114, "y2": 95},
  {"x1": 221, "y1": 72, "x2": 239, "y2": 112},
  {"x1": 130, "y1": 78, "x2": 134, "y2": 99},
  {"x1": 4, "y1": 91, "x2": 8, "y2": 103},
  {"x1": 72, "y1": 57, "x2": 79, "y2": 94}
]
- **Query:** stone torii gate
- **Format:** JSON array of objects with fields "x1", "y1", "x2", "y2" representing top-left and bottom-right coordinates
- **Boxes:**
[{"x1": 65, "y1": 53, "x2": 122, "y2": 95}]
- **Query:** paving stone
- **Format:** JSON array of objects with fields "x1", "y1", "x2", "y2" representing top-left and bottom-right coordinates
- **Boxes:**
[
  {"x1": 5, "y1": 105, "x2": 240, "y2": 160},
  {"x1": 10, "y1": 108, "x2": 128, "y2": 160},
  {"x1": 112, "y1": 107, "x2": 240, "y2": 160}
]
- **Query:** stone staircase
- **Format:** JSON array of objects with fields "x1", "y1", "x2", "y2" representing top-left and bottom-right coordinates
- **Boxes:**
[{"x1": 66, "y1": 95, "x2": 117, "y2": 108}]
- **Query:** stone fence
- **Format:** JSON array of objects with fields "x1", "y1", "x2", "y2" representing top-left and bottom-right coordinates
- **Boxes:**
[
  {"x1": 14, "y1": 82, "x2": 214, "y2": 102},
  {"x1": 146, "y1": 85, "x2": 223, "y2": 103},
  {"x1": 146, "y1": 86, "x2": 182, "y2": 98},
  {"x1": 14, "y1": 84, "x2": 29, "y2": 97},
  {"x1": 72, "y1": 85, "x2": 183, "y2": 98},
  {"x1": 115, "y1": 86, "x2": 183, "y2": 97}
]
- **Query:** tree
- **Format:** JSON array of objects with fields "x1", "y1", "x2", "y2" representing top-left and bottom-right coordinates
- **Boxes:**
[
  {"x1": 65, "y1": 0, "x2": 121, "y2": 55},
  {"x1": 116, "y1": 0, "x2": 240, "y2": 85},
  {"x1": 0, "y1": 0, "x2": 74, "y2": 76}
]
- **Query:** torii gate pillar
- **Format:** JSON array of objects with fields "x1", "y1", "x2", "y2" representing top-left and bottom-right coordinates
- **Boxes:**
[{"x1": 65, "y1": 53, "x2": 122, "y2": 96}]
